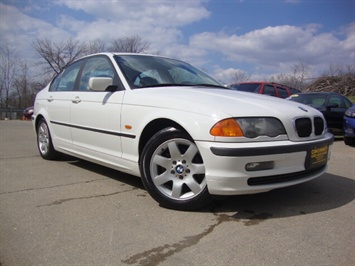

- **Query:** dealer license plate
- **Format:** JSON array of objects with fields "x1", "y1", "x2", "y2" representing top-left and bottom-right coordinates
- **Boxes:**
[{"x1": 307, "y1": 145, "x2": 329, "y2": 169}]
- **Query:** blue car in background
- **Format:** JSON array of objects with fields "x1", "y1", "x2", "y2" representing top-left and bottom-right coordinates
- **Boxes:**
[{"x1": 344, "y1": 105, "x2": 355, "y2": 146}]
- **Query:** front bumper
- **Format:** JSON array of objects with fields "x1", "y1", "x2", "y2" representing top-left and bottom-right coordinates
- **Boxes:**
[
  {"x1": 196, "y1": 133, "x2": 334, "y2": 195},
  {"x1": 344, "y1": 118, "x2": 355, "y2": 138}
]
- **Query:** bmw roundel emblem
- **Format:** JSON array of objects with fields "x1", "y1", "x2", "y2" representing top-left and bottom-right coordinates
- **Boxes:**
[
  {"x1": 298, "y1": 106, "x2": 308, "y2": 112},
  {"x1": 176, "y1": 165, "x2": 184, "y2": 174}
]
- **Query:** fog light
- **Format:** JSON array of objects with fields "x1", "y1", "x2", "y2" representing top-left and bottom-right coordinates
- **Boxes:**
[{"x1": 245, "y1": 161, "x2": 274, "y2": 171}]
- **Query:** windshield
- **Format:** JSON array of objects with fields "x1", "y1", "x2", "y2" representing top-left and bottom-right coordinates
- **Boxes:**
[
  {"x1": 289, "y1": 94, "x2": 326, "y2": 107},
  {"x1": 229, "y1": 83, "x2": 261, "y2": 92},
  {"x1": 114, "y1": 55, "x2": 223, "y2": 89}
]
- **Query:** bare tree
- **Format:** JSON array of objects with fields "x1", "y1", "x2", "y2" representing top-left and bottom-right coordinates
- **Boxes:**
[
  {"x1": 13, "y1": 62, "x2": 36, "y2": 108},
  {"x1": 268, "y1": 73, "x2": 298, "y2": 88},
  {"x1": 32, "y1": 37, "x2": 87, "y2": 76},
  {"x1": 32, "y1": 35, "x2": 151, "y2": 79},
  {"x1": 109, "y1": 35, "x2": 150, "y2": 53},
  {"x1": 87, "y1": 39, "x2": 107, "y2": 54},
  {"x1": 291, "y1": 58, "x2": 313, "y2": 90},
  {"x1": 326, "y1": 64, "x2": 355, "y2": 76},
  {"x1": 0, "y1": 44, "x2": 19, "y2": 108},
  {"x1": 268, "y1": 59, "x2": 313, "y2": 90},
  {"x1": 230, "y1": 69, "x2": 250, "y2": 84},
  {"x1": 304, "y1": 64, "x2": 355, "y2": 95}
]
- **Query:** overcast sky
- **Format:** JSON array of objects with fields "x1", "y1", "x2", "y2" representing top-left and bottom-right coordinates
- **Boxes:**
[{"x1": 0, "y1": 0, "x2": 354, "y2": 83}]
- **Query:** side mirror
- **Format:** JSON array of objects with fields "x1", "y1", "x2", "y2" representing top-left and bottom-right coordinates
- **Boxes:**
[{"x1": 88, "y1": 77, "x2": 114, "y2": 91}]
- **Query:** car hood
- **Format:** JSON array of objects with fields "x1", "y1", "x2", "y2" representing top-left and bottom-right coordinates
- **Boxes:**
[{"x1": 125, "y1": 87, "x2": 322, "y2": 119}]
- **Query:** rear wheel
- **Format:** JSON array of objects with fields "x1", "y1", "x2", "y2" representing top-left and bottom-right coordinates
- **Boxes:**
[
  {"x1": 140, "y1": 128, "x2": 213, "y2": 210},
  {"x1": 37, "y1": 118, "x2": 58, "y2": 160}
]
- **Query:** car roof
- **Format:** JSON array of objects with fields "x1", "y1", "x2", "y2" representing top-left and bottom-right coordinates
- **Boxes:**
[{"x1": 81, "y1": 52, "x2": 174, "y2": 60}]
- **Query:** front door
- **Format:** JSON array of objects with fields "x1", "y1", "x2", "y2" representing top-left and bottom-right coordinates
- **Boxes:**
[{"x1": 70, "y1": 55, "x2": 125, "y2": 161}]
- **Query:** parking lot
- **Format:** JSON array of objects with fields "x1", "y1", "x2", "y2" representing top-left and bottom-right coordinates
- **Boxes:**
[{"x1": 0, "y1": 120, "x2": 354, "y2": 266}]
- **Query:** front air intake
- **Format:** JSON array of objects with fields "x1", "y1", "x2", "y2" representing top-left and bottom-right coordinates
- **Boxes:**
[
  {"x1": 294, "y1": 117, "x2": 325, "y2": 138},
  {"x1": 314, "y1": 117, "x2": 324, "y2": 135},
  {"x1": 295, "y1": 118, "x2": 312, "y2": 137}
]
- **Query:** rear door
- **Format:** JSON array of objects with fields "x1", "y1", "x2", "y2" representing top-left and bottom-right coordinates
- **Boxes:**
[{"x1": 45, "y1": 59, "x2": 84, "y2": 148}]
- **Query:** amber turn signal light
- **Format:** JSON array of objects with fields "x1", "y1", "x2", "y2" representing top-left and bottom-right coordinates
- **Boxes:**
[{"x1": 210, "y1": 118, "x2": 244, "y2": 137}]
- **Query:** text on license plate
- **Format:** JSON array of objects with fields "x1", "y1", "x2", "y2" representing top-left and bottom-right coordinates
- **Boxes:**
[{"x1": 308, "y1": 145, "x2": 328, "y2": 169}]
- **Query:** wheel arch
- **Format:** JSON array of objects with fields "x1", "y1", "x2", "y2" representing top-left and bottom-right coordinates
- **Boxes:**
[
  {"x1": 34, "y1": 114, "x2": 45, "y2": 132},
  {"x1": 138, "y1": 118, "x2": 190, "y2": 159}
]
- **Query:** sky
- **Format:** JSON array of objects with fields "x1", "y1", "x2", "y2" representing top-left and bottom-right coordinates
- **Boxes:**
[{"x1": 0, "y1": 0, "x2": 354, "y2": 83}]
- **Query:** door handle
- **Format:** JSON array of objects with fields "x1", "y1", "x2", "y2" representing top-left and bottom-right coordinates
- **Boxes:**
[
  {"x1": 72, "y1": 96, "x2": 81, "y2": 104},
  {"x1": 47, "y1": 96, "x2": 53, "y2": 102}
]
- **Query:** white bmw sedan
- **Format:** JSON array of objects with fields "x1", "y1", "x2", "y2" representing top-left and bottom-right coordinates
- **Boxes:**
[{"x1": 33, "y1": 53, "x2": 334, "y2": 210}]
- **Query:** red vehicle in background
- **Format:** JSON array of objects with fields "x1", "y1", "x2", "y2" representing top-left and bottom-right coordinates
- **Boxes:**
[{"x1": 229, "y1": 82, "x2": 300, "y2": 98}]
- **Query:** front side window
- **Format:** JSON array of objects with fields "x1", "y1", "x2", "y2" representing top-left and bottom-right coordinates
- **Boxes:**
[
  {"x1": 49, "y1": 60, "x2": 83, "y2": 91},
  {"x1": 79, "y1": 56, "x2": 117, "y2": 91},
  {"x1": 328, "y1": 95, "x2": 343, "y2": 107}
]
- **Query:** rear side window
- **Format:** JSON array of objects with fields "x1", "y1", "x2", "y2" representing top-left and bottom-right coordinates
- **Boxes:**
[{"x1": 49, "y1": 60, "x2": 83, "y2": 91}]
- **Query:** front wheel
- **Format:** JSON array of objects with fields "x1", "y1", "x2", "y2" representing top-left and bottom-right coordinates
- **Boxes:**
[
  {"x1": 37, "y1": 118, "x2": 58, "y2": 160},
  {"x1": 140, "y1": 128, "x2": 213, "y2": 211},
  {"x1": 344, "y1": 136, "x2": 355, "y2": 147}
]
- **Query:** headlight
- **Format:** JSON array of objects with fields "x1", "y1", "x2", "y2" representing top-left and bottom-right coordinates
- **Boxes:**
[
  {"x1": 210, "y1": 117, "x2": 286, "y2": 138},
  {"x1": 345, "y1": 108, "x2": 355, "y2": 118}
]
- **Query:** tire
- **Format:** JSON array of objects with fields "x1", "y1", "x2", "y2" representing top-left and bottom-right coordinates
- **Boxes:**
[
  {"x1": 344, "y1": 136, "x2": 355, "y2": 147},
  {"x1": 140, "y1": 128, "x2": 213, "y2": 211},
  {"x1": 37, "y1": 118, "x2": 58, "y2": 160}
]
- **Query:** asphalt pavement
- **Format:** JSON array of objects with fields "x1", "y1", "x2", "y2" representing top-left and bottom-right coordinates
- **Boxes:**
[{"x1": 0, "y1": 120, "x2": 354, "y2": 266}]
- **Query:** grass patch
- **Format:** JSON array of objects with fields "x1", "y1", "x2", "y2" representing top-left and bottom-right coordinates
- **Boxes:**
[{"x1": 348, "y1": 95, "x2": 355, "y2": 103}]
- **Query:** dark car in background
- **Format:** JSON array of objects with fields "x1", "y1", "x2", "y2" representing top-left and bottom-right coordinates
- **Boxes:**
[
  {"x1": 229, "y1": 82, "x2": 300, "y2": 98},
  {"x1": 287, "y1": 92, "x2": 353, "y2": 135},
  {"x1": 22, "y1": 106, "x2": 34, "y2": 120},
  {"x1": 343, "y1": 105, "x2": 355, "y2": 146}
]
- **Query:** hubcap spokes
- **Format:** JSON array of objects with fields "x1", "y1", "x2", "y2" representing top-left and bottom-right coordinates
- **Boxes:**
[
  {"x1": 38, "y1": 124, "x2": 49, "y2": 154},
  {"x1": 151, "y1": 139, "x2": 206, "y2": 200}
]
